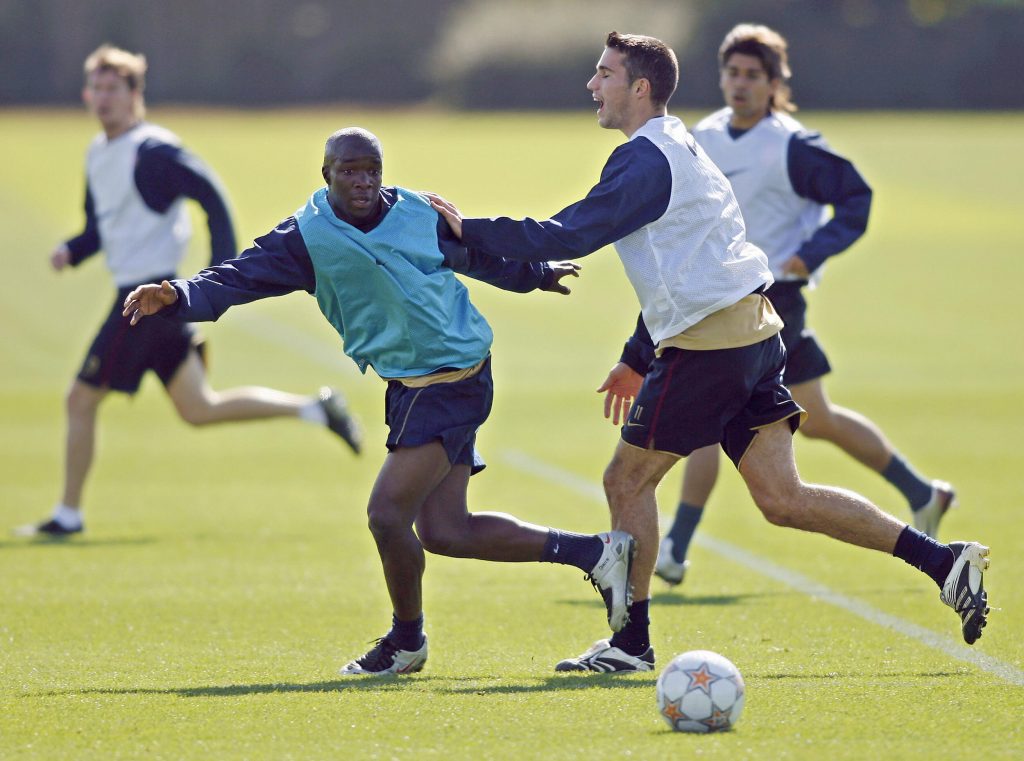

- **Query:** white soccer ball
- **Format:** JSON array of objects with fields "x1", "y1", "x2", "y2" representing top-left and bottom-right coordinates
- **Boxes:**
[{"x1": 656, "y1": 650, "x2": 745, "y2": 733}]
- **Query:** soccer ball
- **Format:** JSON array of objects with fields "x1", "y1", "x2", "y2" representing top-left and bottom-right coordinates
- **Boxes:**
[{"x1": 656, "y1": 650, "x2": 745, "y2": 733}]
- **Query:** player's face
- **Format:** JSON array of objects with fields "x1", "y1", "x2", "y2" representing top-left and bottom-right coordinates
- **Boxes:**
[
  {"x1": 83, "y1": 69, "x2": 138, "y2": 137},
  {"x1": 322, "y1": 140, "x2": 383, "y2": 223},
  {"x1": 720, "y1": 53, "x2": 779, "y2": 130},
  {"x1": 587, "y1": 47, "x2": 637, "y2": 133}
]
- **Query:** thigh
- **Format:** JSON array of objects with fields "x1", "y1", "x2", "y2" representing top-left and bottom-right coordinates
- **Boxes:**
[
  {"x1": 414, "y1": 463, "x2": 473, "y2": 534},
  {"x1": 370, "y1": 441, "x2": 455, "y2": 518},
  {"x1": 737, "y1": 419, "x2": 801, "y2": 498},
  {"x1": 607, "y1": 439, "x2": 679, "y2": 492}
]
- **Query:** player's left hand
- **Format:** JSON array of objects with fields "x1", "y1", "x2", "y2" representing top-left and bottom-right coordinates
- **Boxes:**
[
  {"x1": 543, "y1": 261, "x2": 582, "y2": 295},
  {"x1": 597, "y1": 362, "x2": 644, "y2": 425},
  {"x1": 425, "y1": 192, "x2": 463, "y2": 238},
  {"x1": 781, "y1": 254, "x2": 810, "y2": 279}
]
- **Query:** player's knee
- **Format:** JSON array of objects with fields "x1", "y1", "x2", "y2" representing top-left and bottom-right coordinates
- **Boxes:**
[
  {"x1": 417, "y1": 521, "x2": 461, "y2": 557},
  {"x1": 602, "y1": 461, "x2": 638, "y2": 504},
  {"x1": 173, "y1": 401, "x2": 214, "y2": 427},
  {"x1": 366, "y1": 501, "x2": 409, "y2": 543},
  {"x1": 749, "y1": 482, "x2": 801, "y2": 527}
]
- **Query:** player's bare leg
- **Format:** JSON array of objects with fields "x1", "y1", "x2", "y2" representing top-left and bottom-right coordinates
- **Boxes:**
[
  {"x1": 739, "y1": 419, "x2": 904, "y2": 552},
  {"x1": 367, "y1": 442, "x2": 453, "y2": 619},
  {"x1": 791, "y1": 378, "x2": 953, "y2": 537},
  {"x1": 339, "y1": 443, "x2": 450, "y2": 676},
  {"x1": 61, "y1": 379, "x2": 108, "y2": 510},
  {"x1": 165, "y1": 350, "x2": 311, "y2": 425},
  {"x1": 602, "y1": 441, "x2": 679, "y2": 600},
  {"x1": 790, "y1": 379, "x2": 892, "y2": 471},
  {"x1": 415, "y1": 466, "x2": 550, "y2": 561}
]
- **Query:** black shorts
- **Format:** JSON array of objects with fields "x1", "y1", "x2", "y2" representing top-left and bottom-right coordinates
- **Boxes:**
[
  {"x1": 765, "y1": 281, "x2": 831, "y2": 386},
  {"x1": 383, "y1": 356, "x2": 493, "y2": 475},
  {"x1": 77, "y1": 280, "x2": 201, "y2": 394},
  {"x1": 621, "y1": 334, "x2": 804, "y2": 468}
]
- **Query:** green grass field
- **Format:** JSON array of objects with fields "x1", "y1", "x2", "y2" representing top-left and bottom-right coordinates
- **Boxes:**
[{"x1": 1, "y1": 108, "x2": 1022, "y2": 759}]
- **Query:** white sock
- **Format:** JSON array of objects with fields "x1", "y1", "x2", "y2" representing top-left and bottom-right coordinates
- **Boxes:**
[
  {"x1": 298, "y1": 399, "x2": 328, "y2": 426},
  {"x1": 52, "y1": 504, "x2": 83, "y2": 529}
]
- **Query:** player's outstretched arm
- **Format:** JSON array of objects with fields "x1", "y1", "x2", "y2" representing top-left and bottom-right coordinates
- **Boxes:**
[
  {"x1": 122, "y1": 280, "x2": 178, "y2": 325},
  {"x1": 597, "y1": 362, "x2": 643, "y2": 425}
]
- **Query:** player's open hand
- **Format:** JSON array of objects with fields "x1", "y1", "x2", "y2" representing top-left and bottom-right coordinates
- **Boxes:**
[
  {"x1": 424, "y1": 192, "x2": 463, "y2": 239},
  {"x1": 122, "y1": 280, "x2": 177, "y2": 325},
  {"x1": 597, "y1": 362, "x2": 644, "y2": 425},
  {"x1": 543, "y1": 261, "x2": 582, "y2": 295}
]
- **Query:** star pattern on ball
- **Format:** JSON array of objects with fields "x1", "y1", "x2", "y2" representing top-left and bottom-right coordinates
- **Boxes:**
[
  {"x1": 682, "y1": 661, "x2": 720, "y2": 695},
  {"x1": 700, "y1": 702, "x2": 733, "y2": 731},
  {"x1": 661, "y1": 697, "x2": 688, "y2": 723}
]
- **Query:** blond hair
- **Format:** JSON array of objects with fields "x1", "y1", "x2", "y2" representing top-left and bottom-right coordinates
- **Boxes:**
[
  {"x1": 719, "y1": 24, "x2": 796, "y2": 113},
  {"x1": 84, "y1": 44, "x2": 147, "y2": 117}
]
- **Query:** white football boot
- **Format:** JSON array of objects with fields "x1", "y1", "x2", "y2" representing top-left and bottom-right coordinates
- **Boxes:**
[
  {"x1": 339, "y1": 635, "x2": 428, "y2": 675},
  {"x1": 586, "y1": 531, "x2": 636, "y2": 632},
  {"x1": 940, "y1": 542, "x2": 990, "y2": 645},
  {"x1": 555, "y1": 638, "x2": 654, "y2": 673},
  {"x1": 654, "y1": 537, "x2": 690, "y2": 586},
  {"x1": 912, "y1": 480, "x2": 957, "y2": 538}
]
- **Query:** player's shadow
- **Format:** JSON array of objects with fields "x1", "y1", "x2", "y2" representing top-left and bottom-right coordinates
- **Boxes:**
[
  {"x1": 33, "y1": 673, "x2": 656, "y2": 699},
  {"x1": 0, "y1": 536, "x2": 158, "y2": 550},
  {"x1": 560, "y1": 590, "x2": 779, "y2": 611}
]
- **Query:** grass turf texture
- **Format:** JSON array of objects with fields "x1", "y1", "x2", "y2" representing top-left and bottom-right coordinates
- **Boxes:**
[{"x1": 1, "y1": 108, "x2": 1022, "y2": 759}]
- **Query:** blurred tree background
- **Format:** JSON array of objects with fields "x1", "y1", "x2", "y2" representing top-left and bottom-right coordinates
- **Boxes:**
[{"x1": 2, "y1": 0, "x2": 1022, "y2": 109}]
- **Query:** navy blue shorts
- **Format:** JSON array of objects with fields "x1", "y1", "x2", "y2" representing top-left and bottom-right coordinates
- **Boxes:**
[
  {"x1": 766, "y1": 281, "x2": 831, "y2": 386},
  {"x1": 77, "y1": 280, "x2": 201, "y2": 394},
  {"x1": 383, "y1": 356, "x2": 493, "y2": 475},
  {"x1": 621, "y1": 334, "x2": 804, "y2": 467}
]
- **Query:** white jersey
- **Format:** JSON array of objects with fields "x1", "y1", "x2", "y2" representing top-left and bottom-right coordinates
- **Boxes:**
[
  {"x1": 693, "y1": 108, "x2": 828, "y2": 281},
  {"x1": 613, "y1": 116, "x2": 773, "y2": 343},
  {"x1": 85, "y1": 123, "x2": 191, "y2": 286}
]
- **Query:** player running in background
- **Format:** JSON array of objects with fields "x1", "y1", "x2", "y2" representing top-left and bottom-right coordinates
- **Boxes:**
[
  {"x1": 655, "y1": 24, "x2": 955, "y2": 588},
  {"x1": 16, "y1": 45, "x2": 361, "y2": 539},
  {"x1": 123, "y1": 127, "x2": 634, "y2": 676},
  {"x1": 430, "y1": 31, "x2": 990, "y2": 672}
]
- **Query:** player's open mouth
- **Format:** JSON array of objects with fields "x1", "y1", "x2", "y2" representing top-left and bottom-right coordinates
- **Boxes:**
[{"x1": 594, "y1": 97, "x2": 604, "y2": 113}]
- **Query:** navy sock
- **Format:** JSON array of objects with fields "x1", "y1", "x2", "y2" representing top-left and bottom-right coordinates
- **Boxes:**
[
  {"x1": 388, "y1": 613, "x2": 425, "y2": 651},
  {"x1": 882, "y1": 454, "x2": 933, "y2": 511},
  {"x1": 892, "y1": 525, "x2": 953, "y2": 588},
  {"x1": 666, "y1": 502, "x2": 704, "y2": 562},
  {"x1": 541, "y1": 529, "x2": 603, "y2": 572},
  {"x1": 609, "y1": 600, "x2": 651, "y2": 656}
]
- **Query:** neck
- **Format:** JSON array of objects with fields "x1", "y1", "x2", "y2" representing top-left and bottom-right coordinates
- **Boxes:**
[
  {"x1": 728, "y1": 109, "x2": 768, "y2": 132},
  {"x1": 103, "y1": 119, "x2": 140, "y2": 140},
  {"x1": 620, "y1": 105, "x2": 666, "y2": 138}
]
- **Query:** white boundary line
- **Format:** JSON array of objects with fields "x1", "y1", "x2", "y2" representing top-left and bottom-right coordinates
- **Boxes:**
[{"x1": 502, "y1": 449, "x2": 1024, "y2": 686}]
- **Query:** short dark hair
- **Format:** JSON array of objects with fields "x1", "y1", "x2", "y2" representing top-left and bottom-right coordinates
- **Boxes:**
[
  {"x1": 719, "y1": 24, "x2": 796, "y2": 113},
  {"x1": 605, "y1": 31, "x2": 679, "y2": 108}
]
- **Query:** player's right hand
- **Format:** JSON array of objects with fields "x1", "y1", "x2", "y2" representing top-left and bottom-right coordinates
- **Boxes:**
[
  {"x1": 597, "y1": 362, "x2": 643, "y2": 425},
  {"x1": 50, "y1": 244, "x2": 71, "y2": 271},
  {"x1": 122, "y1": 280, "x2": 178, "y2": 325}
]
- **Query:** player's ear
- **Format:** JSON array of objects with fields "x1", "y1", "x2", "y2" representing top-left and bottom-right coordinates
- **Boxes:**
[{"x1": 321, "y1": 165, "x2": 330, "y2": 185}]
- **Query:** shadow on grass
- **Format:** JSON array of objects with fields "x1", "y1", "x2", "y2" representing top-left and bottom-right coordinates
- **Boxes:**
[
  {"x1": 559, "y1": 590, "x2": 782, "y2": 611},
  {"x1": 31, "y1": 673, "x2": 657, "y2": 699},
  {"x1": 0, "y1": 536, "x2": 158, "y2": 550}
]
